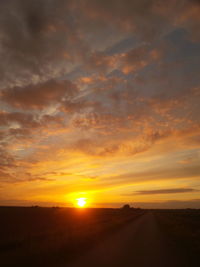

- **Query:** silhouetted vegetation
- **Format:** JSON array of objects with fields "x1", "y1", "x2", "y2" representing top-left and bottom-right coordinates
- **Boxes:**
[{"x1": 121, "y1": 204, "x2": 131, "y2": 210}]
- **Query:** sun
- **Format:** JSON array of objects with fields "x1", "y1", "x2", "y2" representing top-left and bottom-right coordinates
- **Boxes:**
[{"x1": 77, "y1": 197, "x2": 87, "y2": 208}]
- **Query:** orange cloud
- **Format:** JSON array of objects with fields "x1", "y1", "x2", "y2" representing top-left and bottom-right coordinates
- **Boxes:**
[{"x1": 1, "y1": 80, "x2": 78, "y2": 110}]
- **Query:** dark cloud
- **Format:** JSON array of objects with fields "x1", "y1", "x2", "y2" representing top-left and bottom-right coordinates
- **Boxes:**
[
  {"x1": 0, "y1": 173, "x2": 53, "y2": 184},
  {"x1": 121, "y1": 45, "x2": 163, "y2": 74},
  {"x1": 80, "y1": 0, "x2": 169, "y2": 40},
  {"x1": 81, "y1": 0, "x2": 200, "y2": 42},
  {"x1": 0, "y1": 0, "x2": 88, "y2": 89},
  {"x1": 0, "y1": 0, "x2": 199, "y2": 90},
  {"x1": 0, "y1": 147, "x2": 16, "y2": 169},
  {"x1": 0, "y1": 111, "x2": 40, "y2": 127},
  {"x1": 85, "y1": 52, "x2": 118, "y2": 73},
  {"x1": 1, "y1": 79, "x2": 78, "y2": 110},
  {"x1": 0, "y1": 110, "x2": 64, "y2": 145},
  {"x1": 135, "y1": 188, "x2": 197, "y2": 195},
  {"x1": 1, "y1": 0, "x2": 199, "y2": 89},
  {"x1": 0, "y1": 170, "x2": 14, "y2": 182}
]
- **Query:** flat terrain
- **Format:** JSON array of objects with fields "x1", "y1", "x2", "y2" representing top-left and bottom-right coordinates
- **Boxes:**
[
  {"x1": 70, "y1": 212, "x2": 179, "y2": 267},
  {"x1": 0, "y1": 206, "x2": 143, "y2": 266},
  {"x1": 70, "y1": 210, "x2": 200, "y2": 267},
  {"x1": 154, "y1": 209, "x2": 200, "y2": 267},
  {"x1": 0, "y1": 207, "x2": 199, "y2": 267}
]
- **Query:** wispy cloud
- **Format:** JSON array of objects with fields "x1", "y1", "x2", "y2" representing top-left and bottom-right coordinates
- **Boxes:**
[{"x1": 135, "y1": 188, "x2": 197, "y2": 195}]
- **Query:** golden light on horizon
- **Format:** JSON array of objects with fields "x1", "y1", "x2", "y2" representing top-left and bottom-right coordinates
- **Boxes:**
[{"x1": 77, "y1": 197, "x2": 87, "y2": 208}]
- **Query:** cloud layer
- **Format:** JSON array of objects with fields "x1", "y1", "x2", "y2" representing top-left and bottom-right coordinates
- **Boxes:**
[
  {"x1": 135, "y1": 188, "x2": 197, "y2": 195},
  {"x1": 0, "y1": 0, "x2": 200, "y2": 207}
]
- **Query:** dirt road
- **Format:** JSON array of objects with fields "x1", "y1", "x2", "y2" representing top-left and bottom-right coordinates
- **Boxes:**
[{"x1": 69, "y1": 212, "x2": 181, "y2": 267}]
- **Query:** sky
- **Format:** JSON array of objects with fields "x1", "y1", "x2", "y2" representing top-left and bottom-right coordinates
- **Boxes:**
[{"x1": 0, "y1": 0, "x2": 200, "y2": 208}]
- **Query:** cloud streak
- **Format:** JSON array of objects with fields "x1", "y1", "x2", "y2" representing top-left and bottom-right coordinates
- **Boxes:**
[{"x1": 135, "y1": 188, "x2": 197, "y2": 195}]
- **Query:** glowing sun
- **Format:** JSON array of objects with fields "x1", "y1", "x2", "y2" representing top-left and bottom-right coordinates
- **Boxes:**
[{"x1": 77, "y1": 198, "x2": 87, "y2": 208}]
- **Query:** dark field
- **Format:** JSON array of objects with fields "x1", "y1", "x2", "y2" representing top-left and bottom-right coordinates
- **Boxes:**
[
  {"x1": 154, "y1": 209, "x2": 200, "y2": 266},
  {"x1": 0, "y1": 207, "x2": 200, "y2": 267},
  {"x1": 0, "y1": 206, "x2": 143, "y2": 266}
]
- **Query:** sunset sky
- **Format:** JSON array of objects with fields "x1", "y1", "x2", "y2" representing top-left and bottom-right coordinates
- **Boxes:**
[{"x1": 0, "y1": 0, "x2": 200, "y2": 208}]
